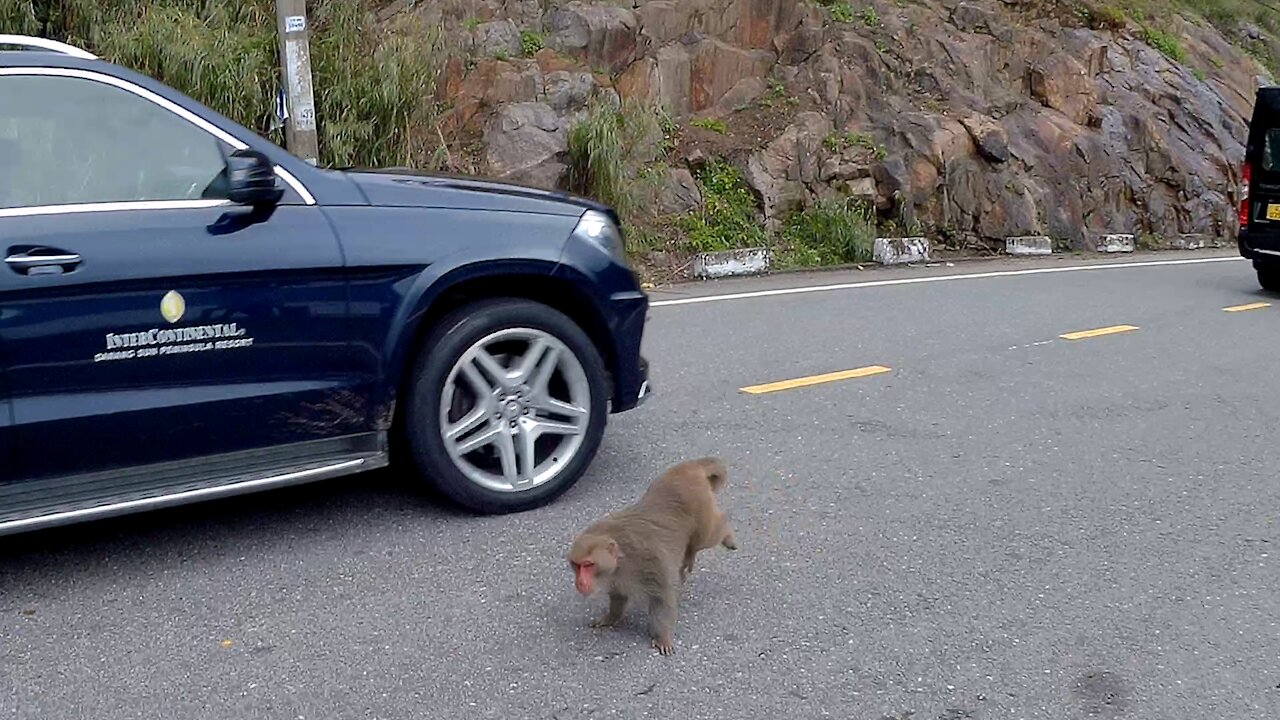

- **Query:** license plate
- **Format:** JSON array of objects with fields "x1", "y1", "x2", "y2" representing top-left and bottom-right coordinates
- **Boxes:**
[{"x1": 1267, "y1": 204, "x2": 1280, "y2": 221}]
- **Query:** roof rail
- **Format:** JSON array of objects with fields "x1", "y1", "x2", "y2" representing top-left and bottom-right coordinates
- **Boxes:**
[{"x1": 0, "y1": 34, "x2": 97, "y2": 60}]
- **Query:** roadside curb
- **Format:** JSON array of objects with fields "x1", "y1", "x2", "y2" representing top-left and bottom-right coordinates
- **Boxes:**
[{"x1": 692, "y1": 247, "x2": 772, "y2": 279}]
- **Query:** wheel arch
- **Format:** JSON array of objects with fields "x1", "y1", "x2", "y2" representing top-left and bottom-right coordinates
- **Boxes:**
[{"x1": 383, "y1": 261, "x2": 616, "y2": 431}]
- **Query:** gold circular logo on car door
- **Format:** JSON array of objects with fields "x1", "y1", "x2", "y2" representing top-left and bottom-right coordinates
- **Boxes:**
[{"x1": 160, "y1": 290, "x2": 186, "y2": 324}]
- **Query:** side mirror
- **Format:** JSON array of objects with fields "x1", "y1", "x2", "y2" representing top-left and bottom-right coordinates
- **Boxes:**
[{"x1": 225, "y1": 148, "x2": 285, "y2": 207}]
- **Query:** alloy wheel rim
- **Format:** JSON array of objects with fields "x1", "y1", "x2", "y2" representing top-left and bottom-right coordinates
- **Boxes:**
[{"x1": 438, "y1": 327, "x2": 592, "y2": 493}]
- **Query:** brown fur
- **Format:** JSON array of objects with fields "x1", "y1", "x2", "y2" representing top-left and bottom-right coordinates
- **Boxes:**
[{"x1": 566, "y1": 457, "x2": 738, "y2": 655}]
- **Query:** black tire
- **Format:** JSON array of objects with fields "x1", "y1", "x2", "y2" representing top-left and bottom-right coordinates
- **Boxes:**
[
  {"x1": 1259, "y1": 265, "x2": 1280, "y2": 293},
  {"x1": 402, "y1": 298, "x2": 609, "y2": 514}
]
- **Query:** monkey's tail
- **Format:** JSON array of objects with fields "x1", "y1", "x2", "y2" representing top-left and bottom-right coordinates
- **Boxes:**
[{"x1": 693, "y1": 457, "x2": 729, "y2": 492}]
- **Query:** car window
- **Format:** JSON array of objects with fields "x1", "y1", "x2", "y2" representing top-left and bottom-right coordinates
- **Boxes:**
[
  {"x1": 1263, "y1": 129, "x2": 1280, "y2": 173},
  {"x1": 0, "y1": 74, "x2": 229, "y2": 209}
]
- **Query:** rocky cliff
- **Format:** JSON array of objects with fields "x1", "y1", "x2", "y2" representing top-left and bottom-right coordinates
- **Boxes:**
[{"x1": 388, "y1": 0, "x2": 1276, "y2": 262}]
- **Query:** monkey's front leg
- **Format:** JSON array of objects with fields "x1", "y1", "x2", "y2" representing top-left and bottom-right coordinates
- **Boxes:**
[
  {"x1": 647, "y1": 586, "x2": 679, "y2": 655},
  {"x1": 591, "y1": 590, "x2": 629, "y2": 628}
]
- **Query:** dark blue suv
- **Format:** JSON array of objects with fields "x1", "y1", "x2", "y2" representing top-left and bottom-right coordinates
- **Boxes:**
[{"x1": 0, "y1": 36, "x2": 650, "y2": 535}]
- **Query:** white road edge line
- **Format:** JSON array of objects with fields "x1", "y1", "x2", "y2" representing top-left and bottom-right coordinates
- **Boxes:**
[{"x1": 649, "y1": 256, "x2": 1245, "y2": 308}]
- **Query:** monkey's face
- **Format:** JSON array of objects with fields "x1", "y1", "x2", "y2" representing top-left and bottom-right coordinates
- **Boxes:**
[{"x1": 568, "y1": 536, "x2": 619, "y2": 596}]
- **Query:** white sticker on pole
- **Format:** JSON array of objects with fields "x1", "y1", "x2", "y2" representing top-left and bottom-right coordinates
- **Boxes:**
[
  {"x1": 284, "y1": 41, "x2": 317, "y2": 132},
  {"x1": 285, "y1": 15, "x2": 306, "y2": 33}
]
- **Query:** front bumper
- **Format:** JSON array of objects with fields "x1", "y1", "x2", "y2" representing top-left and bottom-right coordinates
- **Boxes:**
[{"x1": 607, "y1": 290, "x2": 650, "y2": 414}]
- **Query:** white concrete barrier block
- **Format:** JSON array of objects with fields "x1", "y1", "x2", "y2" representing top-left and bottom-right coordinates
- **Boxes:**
[
  {"x1": 692, "y1": 247, "x2": 771, "y2": 279},
  {"x1": 1005, "y1": 235, "x2": 1053, "y2": 256},
  {"x1": 873, "y1": 236, "x2": 931, "y2": 265},
  {"x1": 1171, "y1": 233, "x2": 1223, "y2": 250},
  {"x1": 1097, "y1": 234, "x2": 1135, "y2": 253}
]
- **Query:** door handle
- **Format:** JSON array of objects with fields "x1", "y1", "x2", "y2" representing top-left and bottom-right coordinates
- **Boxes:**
[{"x1": 5, "y1": 250, "x2": 82, "y2": 272}]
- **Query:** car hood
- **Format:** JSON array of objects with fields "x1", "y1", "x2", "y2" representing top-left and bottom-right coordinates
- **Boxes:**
[{"x1": 340, "y1": 168, "x2": 612, "y2": 219}]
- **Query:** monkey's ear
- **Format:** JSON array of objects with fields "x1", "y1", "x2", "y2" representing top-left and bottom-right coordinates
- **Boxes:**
[{"x1": 606, "y1": 539, "x2": 622, "y2": 560}]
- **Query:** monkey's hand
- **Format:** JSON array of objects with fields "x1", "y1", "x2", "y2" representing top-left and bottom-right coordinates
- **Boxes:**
[
  {"x1": 652, "y1": 637, "x2": 675, "y2": 656},
  {"x1": 590, "y1": 615, "x2": 621, "y2": 629}
]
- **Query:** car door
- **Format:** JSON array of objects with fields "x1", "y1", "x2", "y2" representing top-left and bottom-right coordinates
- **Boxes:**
[
  {"x1": 0, "y1": 69, "x2": 364, "y2": 484},
  {"x1": 0, "y1": 366, "x2": 11, "y2": 477}
]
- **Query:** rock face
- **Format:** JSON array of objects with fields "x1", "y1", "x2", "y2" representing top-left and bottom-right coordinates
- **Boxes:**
[
  {"x1": 547, "y1": 3, "x2": 640, "y2": 73},
  {"x1": 744, "y1": 112, "x2": 834, "y2": 227},
  {"x1": 426, "y1": 0, "x2": 1267, "y2": 249},
  {"x1": 484, "y1": 103, "x2": 570, "y2": 187}
]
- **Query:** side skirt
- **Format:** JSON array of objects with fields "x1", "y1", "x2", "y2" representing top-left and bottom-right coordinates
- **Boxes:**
[{"x1": 0, "y1": 433, "x2": 388, "y2": 537}]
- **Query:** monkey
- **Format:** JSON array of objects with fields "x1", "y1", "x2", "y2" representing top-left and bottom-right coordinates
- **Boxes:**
[{"x1": 566, "y1": 457, "x2": 738, "y2": 655}]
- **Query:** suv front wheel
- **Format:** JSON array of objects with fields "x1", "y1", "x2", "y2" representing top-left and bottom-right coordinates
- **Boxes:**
[{"x1": 403, "y1": 298, "x2": 609, "y2": 514}]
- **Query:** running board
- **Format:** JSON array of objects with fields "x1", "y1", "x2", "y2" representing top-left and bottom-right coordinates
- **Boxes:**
[{"x1": 0, "y1": 438, "x2": 387, "y2": 537}]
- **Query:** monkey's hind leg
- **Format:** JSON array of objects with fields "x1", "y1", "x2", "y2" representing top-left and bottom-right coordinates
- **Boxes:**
[{"x1": 717, "y1": 511, "x2": 738, "y2": 550}]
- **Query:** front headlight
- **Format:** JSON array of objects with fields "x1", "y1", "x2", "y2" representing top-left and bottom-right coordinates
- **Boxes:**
[{"x1": 572, "y1": 209, "x2": 625, "y2": 260}]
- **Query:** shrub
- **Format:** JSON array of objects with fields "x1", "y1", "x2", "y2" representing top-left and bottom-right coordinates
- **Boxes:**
[
  {"x1": 566, "y1": 99, "x2": 666, "y2": 217},
  {"x1": 830, "y1": 2, "x2": 856, "y2": 23},
  {"x1": 1142, "y1": 26, "x2": 1187, "y2": 62},
  {"x1": 862, "y1": 6, "x2": 881, "y2": 27},
  {"x1": 776, "y1": 199, "x2": 877, "y2": 268},
  {"x1": 0, "y1": 0, "x2": 39, "y2": 35},
  {"x1": 678, "y1": 159, "x2": 767, "y2": 252},
  {"x1": 691, "y1": 117, "x2": 728, "y2": 134},
  {"x1": 520, "y1": 30, "x2": 545, "y2": 56},
  {"x1": 1081, "y1": 3, "x2": 1127, "y2": 31}
]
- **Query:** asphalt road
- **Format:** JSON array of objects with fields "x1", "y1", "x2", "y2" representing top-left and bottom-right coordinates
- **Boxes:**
[{"x1": 4, "y1": 250, "x2": 1280, "y2": 719}]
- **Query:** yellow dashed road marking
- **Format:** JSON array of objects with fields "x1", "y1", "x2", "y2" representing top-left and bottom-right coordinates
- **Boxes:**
[
  {"x1": 740, "y1": 365, "x2": 892, "y2": 394},
  {"x1": 1224, "y1": 302, "x2": 1271, "y2": 312},
  {"x1": 1059, "y1": 325, "x2": 1140, "y2": 341}
]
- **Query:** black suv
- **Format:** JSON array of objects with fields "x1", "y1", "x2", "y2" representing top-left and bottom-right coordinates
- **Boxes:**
[
  {"x1": 0, "y1": 35, "x2": 650, "y2": 535},
  {"x1": 1239, "y1": 85, "x2": 1280, "y2": 290}
]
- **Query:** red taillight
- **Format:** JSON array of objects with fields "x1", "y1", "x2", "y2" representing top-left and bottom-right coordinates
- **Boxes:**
[{"x1": 1240, "y1": 163, "x2": 1252, "y2": 228}]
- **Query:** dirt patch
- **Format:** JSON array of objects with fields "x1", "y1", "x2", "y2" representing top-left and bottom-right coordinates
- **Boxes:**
[{"x1": 675, "y1": 84, "x2": 815, "y2": 165}]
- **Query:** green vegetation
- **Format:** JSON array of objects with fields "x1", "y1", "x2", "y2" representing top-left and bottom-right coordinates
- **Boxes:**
[
  {"x1": 1136, "y1": 232, "x2": 1165, "y2": 250},
  {"x1": 691, "y1": 117, "x2": 728, "y2": 134},
  {"x1": 1070, "y1": 0, "x2": 1280, "y2": 76},
  {"x1": 678, "y1": 159, "x2": 768, "y2": 252},
  {"x1": 776, "y1": 199, "x2": 877, "y2": 268},
  {"x1": 565, "y1": 99, "x2": 666, "y2": 218},
  {"x1": 0, "y1": 0, "x2": 38, "y2": 33},
  {"x1": 520, "y1": 30, "x2": 545, "y2": 56},
  {"x1": 2, "y1": 0, "x2": 447, "y2": 170},
  {"x1": 1093, "y1": 0, "x2": 1280, "y2": 74},
  {"x1": 830, "y1": 2, "x2": 856, "y2": 23},
  {"x1": 621, "y1": 221, "x2": 666, "y2": 254},
  {"x1": 1193, "y1": 67, "x2": 1208, "y2": 81},
  {"x1": 1078, "y1": 3, "x2": 1127, "y2": 31},
  {"x1": 1141, "y1": 26, "x2": 1187, "y2": 62},
  {"x1": 824, "y1": 130, "x2": 888, "y2": 160},
  {"x1": 757, "y1": 80, "x2": 798, "y2": 109},
  {"x1": 656, "y1": 106, "x2": 679, "y2": 155},
  {"x1": 861, "y1": 6, "x2": 881, "y2": 27}
]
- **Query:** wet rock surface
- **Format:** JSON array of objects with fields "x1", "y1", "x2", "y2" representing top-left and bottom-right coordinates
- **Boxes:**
[{"x1": 431, "y1": 0, "x2": 1263, "y2": 249}]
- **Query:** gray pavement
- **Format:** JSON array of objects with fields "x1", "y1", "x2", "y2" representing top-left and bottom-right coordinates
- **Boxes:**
[{"x1": 4, "y1": 252, "x2": 1280, "y2": 719}]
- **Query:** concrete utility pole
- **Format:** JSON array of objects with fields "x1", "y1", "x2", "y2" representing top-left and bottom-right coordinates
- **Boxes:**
[{"x1": 274, "y1": 0, "x2": 319, "y2": 165}]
